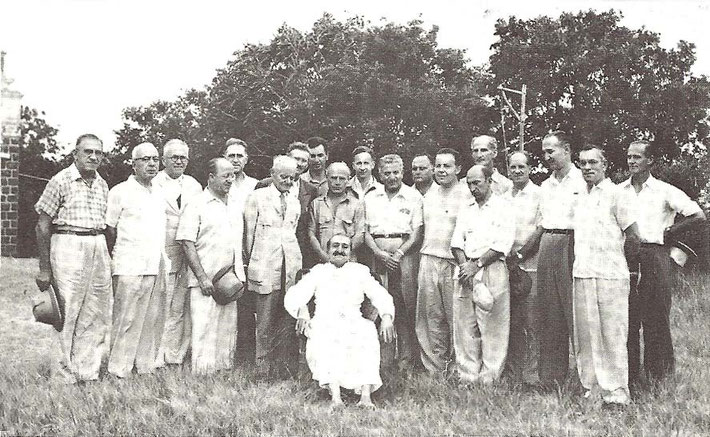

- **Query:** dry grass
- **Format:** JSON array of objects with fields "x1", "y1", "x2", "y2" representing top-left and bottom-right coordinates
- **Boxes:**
[{"x1": 1, "y1": 256, "x2": 709, "y2": 436}]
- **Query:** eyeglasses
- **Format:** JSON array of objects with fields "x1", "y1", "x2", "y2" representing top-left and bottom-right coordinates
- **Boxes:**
[
  {"x1": 411, "y1": 166, "x2": 430, "y2": 171},
  {"x1": 168, "y1": 155, "x2": 189, "y2": 163},
  {"x1": 135, "y1": 156, "x2": 160, "y2": 163}
]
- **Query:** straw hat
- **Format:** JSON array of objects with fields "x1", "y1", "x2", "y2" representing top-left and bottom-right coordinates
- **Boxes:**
[
  {"x1": 32, "y1": 283, "x2": 65, "y2": 332},
  {"x1": 211, "y1": 265, "x2": 244, "y2": 305},
  {"x1": 669, "y1": 240, "x2": 697, "y2": 267}
]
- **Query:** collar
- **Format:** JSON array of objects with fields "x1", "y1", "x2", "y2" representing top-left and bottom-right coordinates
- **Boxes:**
[
  {"x1": 68, "y1": 163, "x2": 102, "y2": 183},
  {"x1": 156, "y1": 170, "x2": 183, "y2": 183},
  {"x1": 204, "y1": 187, "x2": 228, "y2": 205},
  {"x1": 550, "y1": 165, "x2": 582, "y2": 184},
  {"x1": 511, "y1": 180, "x2": 535, "y2": 197},
  {"x1": 323, "y1": 191, "x2": 357, "y2": 206},
  {"x1": 622, "y1": 173, "x2": 659, "y2": 190},
  {"x1": 128, "y1": 174, "x2": 154, "y2": 191},
  {"x1": 268, "y1": 182, "x2": 287, "y2": 198},
  {"x1": 587, "y1": 177, "x2": 614, "y2": 193}
]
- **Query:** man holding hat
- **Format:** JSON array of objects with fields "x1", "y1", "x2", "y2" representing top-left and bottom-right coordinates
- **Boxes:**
[
  {"x1": 153, "y1": 139, "x2": 203, "y2": 366},
  {"x1": 105, "y1": 142, "x2": 167, "y2": 378},
  {"x1": 35, "y1": 133, "x2": 112, "y2": 383},
  {"x1": 620, "y1": 140, "x2": 706, "y2": 386},
  {"x1": 451, "y1": 165, "x2": 515, "y2": 384},
  {"x1": 177, "y1": 157, "x2": 245, "y2": 374}
]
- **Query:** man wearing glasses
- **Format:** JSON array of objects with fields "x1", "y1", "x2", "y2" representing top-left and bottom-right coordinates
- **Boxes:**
[
  {"x1": 35, "y1": 134, "x2": 112, "y2": 383},
  {"x1": 153, "y1": 139, "x2": 202, "y2": 367},
  {"x1": 105, "y1": 143, "x2": 168, "y2": 378}
]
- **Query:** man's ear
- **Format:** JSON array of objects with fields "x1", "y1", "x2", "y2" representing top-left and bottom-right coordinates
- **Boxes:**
[{"x1": 455, "y1": 165, "x2": 462, "y2": 176}]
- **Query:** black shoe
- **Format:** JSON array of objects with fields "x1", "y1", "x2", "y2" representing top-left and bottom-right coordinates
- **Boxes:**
[{"x1": 601, "y1": 401, "x2": 628, "y2": 412}]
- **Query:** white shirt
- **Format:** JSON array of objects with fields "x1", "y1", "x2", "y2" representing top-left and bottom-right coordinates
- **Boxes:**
[
  {"x1": 505, "y1": 181, "x2": 542, "y2": 272},
  {"x1": 450, "y1": 194, "x2": 515, "y2": 260},
  {"x1": 227, "y1": 174, "x2": 258, "y2": 218},
  {"x1": 619, "y1": 174, "x2": 702, "y2": 244},
  {"x1": 539, "y1": 165, "x2": 586, "y2": 230},
  {"x1": 106, "y1": 176, "x2": 166, "y2": 276},
  {"x1": 176, "y1": 189, "x2": 246, "y2": 287},
  {"x1": 364, "y1": 185, "x2": 423, "y2": 235}
]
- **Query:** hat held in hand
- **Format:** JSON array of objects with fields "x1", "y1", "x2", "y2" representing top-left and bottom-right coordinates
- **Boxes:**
[
  {"x1": 212, "y1": 265, "x2": 244, "y2": 305},
  {"x1": 32, "y1": 283, "x2": 65, "y2": 332}
]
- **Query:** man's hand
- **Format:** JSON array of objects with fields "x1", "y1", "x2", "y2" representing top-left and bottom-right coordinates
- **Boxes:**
[
  {"x1": 198, "y1": 276, "x2": 215, "y2": 296},
  {"x1": 379, "y1": 314, "x2": 396, "y2": 343},
  {"x1": 663, "y1": 226, "x2": 674, "y2": 245},
  {"x1": 295, "y1": 317, "x2": 310, "y2": 336},
  {"x1": 35, "y1": 269, "x2": 52, "y2": 291},
  {"x1": 377, "y1": 250, "x2": 400, "y2": 271},
  {"x1": 458, "y1": 260, "x2": 479, "y2": 283}
]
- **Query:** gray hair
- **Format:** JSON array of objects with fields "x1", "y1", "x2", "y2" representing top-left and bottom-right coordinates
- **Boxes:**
[
  {"x1": 132, "y1": 142, "x2": 158, "y2": 160},
  {"x1": 378, "y1": 154, "x2": 403, "y2": 170}
]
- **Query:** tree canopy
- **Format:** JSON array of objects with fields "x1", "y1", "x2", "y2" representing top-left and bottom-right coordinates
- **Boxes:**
[
  {"x1": 489, "y1": 9, "x2": 710, "y2": 174},
  {"x1": 116, "y1": 14, "x2": 493, "y2": 181}
]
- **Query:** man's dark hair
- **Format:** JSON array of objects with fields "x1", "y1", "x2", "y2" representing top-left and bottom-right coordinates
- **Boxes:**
[
  {"x1": 580, "y1": 144, "x2": 608, "y2": 163},
  {"x1": 220, "y1": 138, "x2": 248, "y2": 156},
  {"x1": 436, "y1": 147, "x2": 461, "y2": 165},
  {"x1": 75, "y1": 133, "x2": 103, "y2": 148},
  {"x1": 306, "y1": 137, "x2": 328, "y2": 153},
  {"x1": 352, "y1": 145, "x2": 373, "y2": 158},
  {"x1": 326, "y1": 233, "x2": 350, "y2": 250},
  {"x1": 543, "y1": 130, "x2": 572, "y2": 151}
]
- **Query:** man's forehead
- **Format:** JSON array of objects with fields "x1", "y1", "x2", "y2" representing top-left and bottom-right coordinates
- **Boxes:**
[
  {"x1": 77, "y1": 138, "x2": 103, "y2": 150},
  {"x1": 225, "y1": 144, "x2": 246, "y2": 155},
  {"x1": 135, "y1": 146, "x2": 159, "y2": 158},
  {"x1": 353, "y1": 152, "x2": 372, "y2": 162},
  {"x1": 412, "y1": 156, "x2": 431, "y2": 166},
  {"x1": 166, "y1": 145, "x2": 189, "y2": 156},
  {"x1": 309, "y1": 145, "x2": 326, "y2": 154},
  {"x1": 327, "y1": 167, "x2": 349, "y2": 177},
  {"x1": 216, "y1": 161, "x2": 235, "y2": 174},
  {"x1": 331, "y1": 236, "x2": 351, "y2": 245},
  {"x1": 435, "y1": 154, "x2": 456, "y2": 164},
  {"x1": 580, "y1": 149, "x2": 604, "y2": 161}
]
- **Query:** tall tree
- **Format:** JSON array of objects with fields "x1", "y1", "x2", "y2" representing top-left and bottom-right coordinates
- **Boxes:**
[
  {"x1": 116, "y1": 14, "x2": 493, "y2": 181},
  {"x1": 489, "y1": 9, "x2": 710, "y2": 173}
]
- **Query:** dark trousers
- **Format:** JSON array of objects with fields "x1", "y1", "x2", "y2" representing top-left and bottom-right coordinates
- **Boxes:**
[
  {"x1": 537, "y1": 233, "x2": 574, "y2": 386},
  {"x1": 235, "y1": 293, "x2": 256, "y2": 364},
  {"x1": 628, "y1": 244, "x2": 675, "y2": 383}
]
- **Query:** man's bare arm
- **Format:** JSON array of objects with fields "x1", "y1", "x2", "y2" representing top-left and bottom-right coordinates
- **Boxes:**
[
  {"x1": 181, "y1": 240, "x2": 214, "y2": 296},
  {"x1": 35, "y1": 212, "x2": 53, "y2": 290},
  {"x1": 105, "y1": 226, "x2": 117, "y2": 256}
]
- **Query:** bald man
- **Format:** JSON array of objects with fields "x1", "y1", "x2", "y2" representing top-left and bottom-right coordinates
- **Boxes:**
[
  {"x1": 153, "y1": 139, "x2": 203, "y2": 366},
  {"x1": 106, "y1": 143, "x2": 167, "y2": 378},
  {"x1": 244, "y1": 156, "x2": 303, "y2": 377}
]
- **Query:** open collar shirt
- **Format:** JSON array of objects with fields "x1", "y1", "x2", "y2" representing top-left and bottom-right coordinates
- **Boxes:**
[
  {"x1": 505, "y1": 180, "x2": 542, "y2": 272},
  {"x1": 348, "y1": 176, "x2": 383, "y2": 200},
  {"x1": 572, "y1": 178, "x2": 636, "y2": 279},
  {"x1": 308, "y1": 192, "x2": 365, "y2": 250},
  {"x1": 364, "y1": 184, "x2": 423, "y2": 235},
  {"x1": 301, "y1": 172, "x2": 328, "y2": 196},
  {"x1": 176, "y1": 188, "x2": 246, "y2": 287},
  {"x1": 450, "y1": 193, "x2": 515, "y2": 260},
  {"x1": 539, "y1": 165, "x2": 586, "y2": 230},
  {"x1": 618, "y1": 174, "x2": 702, "y2": 244},
  {"x1": 106, "y1": 175, "x2": 166, "y2": 276},
  {"x1": 227, "y1": 173, "x2": 258, "y2": 217},
  {"x1": 35, "y1": 163, "x2": 109, "y2": 230},
  {"x1": 420, "y1": 182, "x2": 471, "y2": 260}
]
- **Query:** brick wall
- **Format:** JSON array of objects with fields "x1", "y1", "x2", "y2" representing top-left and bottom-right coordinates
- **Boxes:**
[{"x1": 1, "y1": 135, "x2": 19, "y2": 256}]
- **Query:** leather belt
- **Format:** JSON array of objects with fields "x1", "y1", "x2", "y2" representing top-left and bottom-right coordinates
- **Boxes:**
[
  {"x1": 371, "y1": 233, "x2": 409, "y2": 239},
  {"x1": 543, "y1": 229, "x2": 573, "y2": 235},
  {"x1": 640, "y1": 242, "x2": 663, "y2": 247},
  {"x1": 54, "y1": 229, "x2": 104, "y2": 236}
]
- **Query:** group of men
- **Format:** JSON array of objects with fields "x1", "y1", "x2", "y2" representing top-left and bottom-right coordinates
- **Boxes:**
[{"x1": 35, "y1": 131, "x2": 705, "y2": 409}]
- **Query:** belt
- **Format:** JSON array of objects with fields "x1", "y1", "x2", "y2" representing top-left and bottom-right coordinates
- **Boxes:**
[
  {"x1": 54, "y1": 229, "x2": 104, "y2": 236},
  {"x1": 640, "y1": 242, "x2": 663, "y2": 248},
  {"x1": 543, "y1": 229, "x2": 573, "y2": 235},
  {"x1": 371, "y1": 233, "x2": 409, "y2": 239}
]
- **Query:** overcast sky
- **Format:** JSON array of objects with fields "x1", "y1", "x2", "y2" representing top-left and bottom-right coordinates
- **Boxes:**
[{"x1": 2, "y1": 0, "x2": 709, "y2": 150}]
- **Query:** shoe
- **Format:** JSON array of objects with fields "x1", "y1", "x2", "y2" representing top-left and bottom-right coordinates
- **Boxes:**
[{"x1": 601, "y1": 401, "x2": 628, "y2": 412}]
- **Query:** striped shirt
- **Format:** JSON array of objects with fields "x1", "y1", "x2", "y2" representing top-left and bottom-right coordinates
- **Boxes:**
[
  {"x1": 572, "y1": 179, "x2": 635, "y2": 279},
  {"x1": 34, "y1": 163, "x2": 108, "y2": 230}
]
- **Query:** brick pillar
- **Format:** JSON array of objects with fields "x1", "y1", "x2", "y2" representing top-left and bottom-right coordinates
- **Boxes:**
[{"x1": 1, "y1": 51, "x2": 22, "y2": 257}]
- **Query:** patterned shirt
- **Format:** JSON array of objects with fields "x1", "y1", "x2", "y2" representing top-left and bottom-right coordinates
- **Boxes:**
[
  {"x1": 308, "y1": 192, "x2": 365, "y2": 251},
  {"x1": 451, "y1": 194, "x2": 515, "y2": 260},
  {"x1": 572, "y1": 179, "x2": 635, "y2": 279},
  {"x1": 34, "y1": 163, "x2": 109, "y2": 230},
  {"x1": 618, "y1": 174, "x2": 702, "y2": 244},
  {"x1": 365, "y1": 184, "x2": 423, "y2": 235},
  {"x1": 176, "y1": 189, "x2": 246, "y2": 287},
  {"x1": 420, "y1": 182, "x2": 470, "y2": 260},
  {"x1": 106, "y1": 176, "x2": 166, "y2": 276},
  {"x1": 505, "y1": 181, "x2": 542, "y2": 272},
  {"x1": 539, "y1": 165, "x2": 586, "y2": 230}
]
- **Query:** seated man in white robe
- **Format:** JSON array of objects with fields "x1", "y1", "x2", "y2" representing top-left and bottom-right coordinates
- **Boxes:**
[{"x1": 285, "y1": 234, "x2": 395, "y2": 409}]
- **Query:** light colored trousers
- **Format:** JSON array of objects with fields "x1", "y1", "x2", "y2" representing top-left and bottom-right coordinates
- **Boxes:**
[
  {"x1": 453, "y1": 260, "x2": 510, "y2": 384},
  {"x1": 159, "y1": 263, "x2": 191, "y2": 365},
  {"x1": 416, "y1": 254, "x2": 456, "y2": 374},
  {"x1": 573, "y1": 277, "x2": 630, "y2": 404},
  {"x1": 50, "y1": 234, "x2": 112, "y2": 381},
  {"x1": 108, "y1": 274, "x2": 166, "y2": 378},
  {"x1": 190, "y1": 286, "x2": 238, "y2": 374}
]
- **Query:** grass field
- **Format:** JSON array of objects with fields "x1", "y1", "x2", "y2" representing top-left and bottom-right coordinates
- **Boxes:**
[{"x1": 1, "y1": 256, "x2": 709, "y2": 436}]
